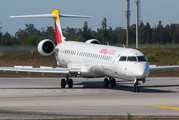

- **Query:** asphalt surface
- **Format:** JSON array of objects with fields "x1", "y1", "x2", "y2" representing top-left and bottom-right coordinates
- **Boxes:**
[{"x1": 0, "y1": 77, "x2": 179, "y2": 119}]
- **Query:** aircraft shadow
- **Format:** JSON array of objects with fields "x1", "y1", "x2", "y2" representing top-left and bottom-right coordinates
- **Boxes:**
[
  {"x1": 0, "y1": 81, "x2": 178, "y2": 93},
  {"x1": 0, "y1": 87, "x2": 61, "y2": 89},
  {"x1": 74, "y1": 81, "x2": 178, "y2": 93}
]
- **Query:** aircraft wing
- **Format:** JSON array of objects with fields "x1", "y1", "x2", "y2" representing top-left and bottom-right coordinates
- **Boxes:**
[
  {"x1": 149, "y1": 65, "x2": 179, "y2": 71},
  {"x1": 0, "y1": 66, "x2": 81, "y2": 75}
]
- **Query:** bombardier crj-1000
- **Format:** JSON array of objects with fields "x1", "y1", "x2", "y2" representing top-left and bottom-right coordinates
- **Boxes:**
[{"x1": 1, "y1": 10, "x2": 179, "y2": 92}]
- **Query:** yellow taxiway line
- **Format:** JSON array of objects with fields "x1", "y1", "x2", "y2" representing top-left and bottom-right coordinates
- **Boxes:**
[
  {"x1": 154, "y1": 106, "x2": 179, "y2": 111},
  {"x1": 1, "y1": 105, "x2": 179, "y2": 111}
]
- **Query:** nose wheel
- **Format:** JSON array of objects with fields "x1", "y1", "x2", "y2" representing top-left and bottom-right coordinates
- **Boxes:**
[
  {"x1": 103, "y1": 77, "x2": 116, "y2": 88},
  {"x1": 134, "y1": 78, "x2": 140, "y2": 92}
]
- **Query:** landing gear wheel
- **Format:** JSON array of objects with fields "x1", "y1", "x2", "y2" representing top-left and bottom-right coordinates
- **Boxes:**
[
  {"x1": 133, "y1": 82, "x2": 140, "y2": 93},
  {"x1": 133, "y1": 83, "x2": 137, "y2": 92},
  {"x1": 137, "y1": 87, "x2": 140, "y2": 92},
  {"x1": 110, "y1": 78, "x2": 116, "y2": 88},
  {"x1": 68, "y1": 79, "x2": 73, "y2": 88},
  {"x1": 61, "y1": 79, "x2": 66, "y2": 88},
  {"x1": 104, "y1": 78, "x2": 109, "y2": 88}
]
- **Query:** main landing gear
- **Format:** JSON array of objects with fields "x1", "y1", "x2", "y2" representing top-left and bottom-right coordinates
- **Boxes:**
[
  {"x1": 61, "y1": 74, "x2": 73, "y2": 88},
  {"x1": 103, "y1": 77, "x2": 116, "y2": 88}
]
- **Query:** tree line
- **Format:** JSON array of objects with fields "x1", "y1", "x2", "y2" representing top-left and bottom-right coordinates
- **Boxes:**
[{"x1": 0, "y1": 19, "x2": 179, "y2": 46}]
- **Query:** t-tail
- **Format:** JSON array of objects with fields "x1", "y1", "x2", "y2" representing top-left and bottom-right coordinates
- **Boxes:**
[
  {"x1": 52, "y1": 10, "x2": 65, "y2": 44},
  {"x1": 10, "y1": 10, "x2": 92, "y2": 45}
]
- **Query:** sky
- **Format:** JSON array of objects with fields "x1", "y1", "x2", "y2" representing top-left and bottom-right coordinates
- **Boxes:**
[{"x1": 0, "y1": 0, "x2": 179, "y2": 35}]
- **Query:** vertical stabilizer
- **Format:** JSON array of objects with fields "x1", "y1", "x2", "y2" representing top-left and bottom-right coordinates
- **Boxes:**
[{"x1": 52, "y1": 10, "x2": 65, "y2": 44}]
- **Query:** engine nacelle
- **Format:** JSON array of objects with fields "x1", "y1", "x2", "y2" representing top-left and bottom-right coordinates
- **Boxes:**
[
  {"x1": 37, "y1": 39, "x2": 55, "y2": 56},
  {"x1": 85, "y1": 39, "x2": 101, "y2": 44}
]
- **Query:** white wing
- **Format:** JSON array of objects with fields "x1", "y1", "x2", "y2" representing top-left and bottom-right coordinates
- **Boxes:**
[
  {"x1": 0, "y1": 66, "x2": 81, "y2": 75},
  {"x1": 149, "y1": 65, "x2": 179, "y2": 71}
]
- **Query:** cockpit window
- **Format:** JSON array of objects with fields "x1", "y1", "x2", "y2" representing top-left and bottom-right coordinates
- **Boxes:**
[
  {"x1": 119, "y1": 56, "x2": 127, "y2": 61},
  {"x1": 138, "y1": 56, "x2": 147, "y2": 62},
  {"x1": 119, "y1": 56, "x2": 147, "y2": 62},
  {"x1": 127, "y1": 57, "x2": 137, "y2": 61}
]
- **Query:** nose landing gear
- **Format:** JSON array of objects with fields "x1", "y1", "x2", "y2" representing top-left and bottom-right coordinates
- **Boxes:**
[{"x1": 134, "y1": 78, "x2": 140, "y2": 92}]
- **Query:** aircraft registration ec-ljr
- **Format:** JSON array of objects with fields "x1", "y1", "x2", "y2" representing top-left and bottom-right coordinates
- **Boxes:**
[{"x1": 1, "y1": 10, "x2": 179, "y2": 92}]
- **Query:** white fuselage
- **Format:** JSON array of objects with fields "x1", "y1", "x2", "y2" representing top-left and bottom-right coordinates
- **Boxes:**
[{"x1": 55, "y1": 41, "x2": 150, "y2": 80}]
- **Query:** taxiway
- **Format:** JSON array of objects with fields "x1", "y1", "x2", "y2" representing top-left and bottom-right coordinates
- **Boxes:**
[{"x1": 0, "y1": 77, "x2": 179, "y2": 119}]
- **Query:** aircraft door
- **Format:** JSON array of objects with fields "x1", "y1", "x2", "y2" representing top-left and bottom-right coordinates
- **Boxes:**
[
  {"x1": 112, "y1": 55, "x2": 118, "y2": 73},
  {"x1": 55, "y1": 49, "x2": 61, "y2": 66}
]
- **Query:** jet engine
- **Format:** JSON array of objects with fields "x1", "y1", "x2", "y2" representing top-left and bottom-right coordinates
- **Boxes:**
[
  {"x1": 37, "y1": 39, "x2": 55, "y2": 56},
  {"x1": 85, "y1": 39, "x2": 101, "y2": 44}
]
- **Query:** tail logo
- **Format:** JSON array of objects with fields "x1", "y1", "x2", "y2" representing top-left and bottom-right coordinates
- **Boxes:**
[{"x1": 52, "y1": 10, "x2": 63, "y2": 44}]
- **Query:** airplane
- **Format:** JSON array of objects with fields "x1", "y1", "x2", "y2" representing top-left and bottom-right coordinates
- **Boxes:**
[{"x1": 1, "y1": 10, "x2": 179, "y2": 92}]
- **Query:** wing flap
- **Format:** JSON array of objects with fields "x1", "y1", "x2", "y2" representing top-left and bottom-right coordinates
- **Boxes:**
[{"x1": 149, "y1": 65, "x2": 179, "y2": 71}]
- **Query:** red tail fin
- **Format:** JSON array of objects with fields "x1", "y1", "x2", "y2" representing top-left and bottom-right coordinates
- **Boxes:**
[{"x1": 52, "y1": 10, "x2": 65, "y2": 44}]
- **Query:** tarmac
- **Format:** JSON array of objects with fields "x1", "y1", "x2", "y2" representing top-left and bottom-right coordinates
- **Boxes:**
[{"x1": 0, "y1": 77, "x2": 179, "y2": 119}]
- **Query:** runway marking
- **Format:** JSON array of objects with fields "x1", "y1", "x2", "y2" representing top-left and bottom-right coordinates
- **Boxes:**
[
  {"x1": 141, "y1": 84, "x2": 156, "y2": 86},
  {"x1": 170, "y1": 87, "x2": 179, "y2": 89},
  {"x1": 1, "y1": 105, "x2": 179, "y2": 111},
  {"x1": 0, "y1": 105, "x2": 152, "y2": 109},
  {"x1": 2, "y1": 105, "x2": 179, "y2": 111},
  {"x1": 154, "y1": 106, "x2": 179, "y2": 111}
]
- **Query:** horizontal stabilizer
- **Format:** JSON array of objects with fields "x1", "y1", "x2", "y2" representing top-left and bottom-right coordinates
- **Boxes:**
[
  {"x1": 60, "y1": 14, "x2": 93, "y2": 18},
  {"x1": 10, "y1": 14, "x2": 92, "y2": 18},
  {"x1": 9, "y1": 10, "x2": 92, "y2": 45},
  {"x1": 10, "y1": 14, "x2": 56, "y2": 18}
]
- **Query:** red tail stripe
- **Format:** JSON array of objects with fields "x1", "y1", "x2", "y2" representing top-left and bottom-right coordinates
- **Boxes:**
[{"x1": 55, "y1": 23, "x2": 62, "y2": 44}]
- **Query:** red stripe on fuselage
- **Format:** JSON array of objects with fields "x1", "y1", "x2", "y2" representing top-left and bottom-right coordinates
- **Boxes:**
[{"x1": 55, "y1": 23, "x2": 62, "y2": 44}]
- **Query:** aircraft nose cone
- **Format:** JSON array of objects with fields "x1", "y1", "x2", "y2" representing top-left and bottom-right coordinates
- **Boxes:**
[
  {"x1": 135, "y1": 63, "x2": 149, "y2": 77},
  {"x1": 136, "y1": 68, "x2": 146, "y2": 76},
  {"x1": 125, "y1": 62, "x2": 149, "y2": 78}
]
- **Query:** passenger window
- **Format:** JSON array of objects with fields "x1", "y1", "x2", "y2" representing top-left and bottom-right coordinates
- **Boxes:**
[
  {"x1": 127, "y1": 57, "x2": 137, "y2": 61},
  {"x1": 119, "y1": 56, "x2": 127, "y2": 61}
]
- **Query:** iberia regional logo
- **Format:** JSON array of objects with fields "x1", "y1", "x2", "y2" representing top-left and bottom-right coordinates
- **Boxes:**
[{"x1": 99, "y1": 49, "x2": 116, "y2": 55}]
